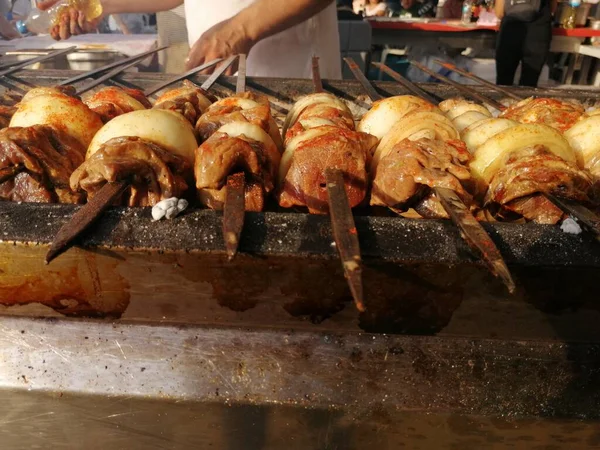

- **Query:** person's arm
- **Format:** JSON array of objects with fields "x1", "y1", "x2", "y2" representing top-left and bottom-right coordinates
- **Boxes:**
[
  {"x1": 550, "y1": 0, "x2": 558, "y2": 15},
  {"x1": 39, "y1": 0, "x2": 181, "y2": 40},
  {"x1": 186, "y1": 0, "x2": 334, "y2": 71},
  {"x1": 37, "y1": 0, "x2": 182, "y2": 14},
  {"x1": 495, "y1": 0, "x2": 505, "y2": 19}
]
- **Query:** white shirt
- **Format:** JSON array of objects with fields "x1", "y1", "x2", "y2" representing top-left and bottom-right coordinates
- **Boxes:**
[
  {"x1": 364, "y1": 2, "x2": 387, "y2": 16},
  {"x1": 184, "y1": 0, "x2": 342, "y2": 79}
]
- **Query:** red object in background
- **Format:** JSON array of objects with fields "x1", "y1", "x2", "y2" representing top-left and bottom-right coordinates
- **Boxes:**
[{"x1": 367, "y1": 19, "x2": 600, "y2": 36}]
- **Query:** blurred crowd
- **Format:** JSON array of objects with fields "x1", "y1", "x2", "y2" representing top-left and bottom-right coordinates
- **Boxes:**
[{"x1": 338, "y1": 0, "x2": 463, "y2": 18}]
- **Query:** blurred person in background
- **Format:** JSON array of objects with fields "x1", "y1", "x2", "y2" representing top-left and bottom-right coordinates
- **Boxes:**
[
  {"x1": 353, "y1": 0, "x2": 366, "y2": 13},
  {"x1": 337, "y1": 0, "x2": 363, "y2": 19},
  {"x1": 399, "y1": 0, "x2": 437, "y2": 17},
  {"x1": 442, "y1": 0, "x2": 462, "y2": 17},
  {"x1": 365, "y1": 0, "x2": 387, "y2": 16},
  {"x1": 495, "y1": 0, "x2": 556, "y2": 86},
  {"x1": 36, "y1": 0, "x2": 342, "y2": 79}
]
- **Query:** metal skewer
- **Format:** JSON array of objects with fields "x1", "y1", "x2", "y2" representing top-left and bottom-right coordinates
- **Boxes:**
[
  {"x1": 432, "y1": 60, "x2": 522, "y2": 101},
  {"x1": 223, "y1": 53, "x2": 247, "y2": 260},
  {"x1": 45, "y1": 56, "x2": 239, "y2": 265},
  {"x1": 407, "y1": 60, "x2": 506, "y2": 112},
  {"x1": 422, "y1": 61, "x2": 600, "y2": 243},
  {"x1": 345, "y1": 58, "x2": 515, "y2": 294},
  {"x1": 344, "y1": 57, "x2": 383, "y2": 102},
  {"x1": 75, "y1": 56, "x2": 152, "y2": 95},
  {"x1": 369, "y1": 61, "x2": 441, "y2": 104},
  {"x1": 58, "y1": 46, "x2": 169, "y2": 87},
  {"x1": 143, "y1": 57, "x2": 227, "y2": 96},
  {"x1": 0, "y1": 47, "x2": 77, "y2": 78},
  {"x1": 317, "y1": 56, "x2": 365, "y2": 311}
]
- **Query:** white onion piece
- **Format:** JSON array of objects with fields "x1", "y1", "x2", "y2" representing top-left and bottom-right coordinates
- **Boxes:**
[
  {"x1": 564, "y1": 115, "x2": 600, "y2": 169},
  {"x1": 461, "y1": 118, "x2": 518, "y2": 153},
  {"x1": 298, "y1": 117, "x2": 337, "y2": 129},
  {"x1": 20, "y1": 87, "x2": 67, "y2": 103},
  {"x1": 446, "y1": 102, "x2": 492, "y2": 121},
  {"x1": 283, "y1": 93, "x2": 352, "y2": 137},
  {"x1": 10, "y1": 92, "x2": 103, "y2": 150},
  {"x1": 439, "y1": 97, "x2": 467, "y2": 113},
  {"x1": 87, "y1": 109, "x2": 197, "y2": 163},
  {"x1": 452, "y1": 111, "x2": 490, "y2": 133},
  {"x1": 357, "y1": 95, "x2": 439, "y2": 140},
  {"x1": 470, "y1": 123, "x2": 575, "y2": 187},
  {"x1": 373, "y1": 111, "x2": 459, "y2": 170}
]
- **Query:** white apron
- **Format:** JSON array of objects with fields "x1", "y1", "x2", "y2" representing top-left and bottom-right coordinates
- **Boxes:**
[{"x1": 184, "y1": 0, "x2": 342, "y2": 79}]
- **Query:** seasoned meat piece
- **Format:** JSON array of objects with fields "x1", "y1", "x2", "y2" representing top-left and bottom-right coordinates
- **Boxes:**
[
  {"x1": 196, "y1": 94, "x2": 282, "y2": 150},
  {"x1": 278, "y1": 126, "x2": 378, "y2": 214},
  {"x1": 199, "y1": 180, "x2": 265, "y2": 212},
  {"x1": 0, "y1": 125, "x2": 85, "y2": 203},
  {"x1": 485, "y1": 145, "x2": 593, "y2": 224},
  {"x1": 0, "y1": 105, "x2": 16, "y2": 128},
  {"x1": 371, "y1": 138, "x2": 473, "y2": 219},
  {"x1": 196, "y1": 104, "x2": 272, "y2": 143},
  {"x1": 503, "y1": 195, "x2": 564, "y2": 224},
  {"x1": 500, "y1": 97, "x2": 585, "y2": 132},
  {"x1": 0, "y1": 90, "x2": 24, "y2": 108},
  {"x1": 70, "y1": 136, "x2": 191, "y2": 207},
  {"x1": 153, "y1": 80, "x2": 215, "y2": 125},
  {"x1": 195, "y1": 127, "x2": 280, "y2": 211},
  {"x1": 284, "y1": 103, "x2": 355, "y2": 142},
  {"x1": 85, "y1": 87, "x2": 150, "y2": 123}
]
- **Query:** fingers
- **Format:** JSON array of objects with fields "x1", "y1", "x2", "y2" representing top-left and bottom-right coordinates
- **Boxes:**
[
  {"x1": 224, "y1": 60, "x2": 239, "y2": 76},
  {"x1": 69, "y1": 8, "x2": 82, "y2": 36},
  {"x1": 185, "y1": 46, "x2": 206, "y2": 71},
  {"x1": 50, "y1": 23, "x2": 60, "y2": 40},
  {"x1": 58, "y1": 13, "x2": 70, "y2": 40}
]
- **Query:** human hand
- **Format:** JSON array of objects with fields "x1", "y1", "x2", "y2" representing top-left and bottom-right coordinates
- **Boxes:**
[
  {"x1": 185, "y1": 17, "x2": 255, "y2": 74},
  {"x1": 37, "y1": 0, "x2": 100, "y2": 40},
  {"x1": 0, "y1": 16, "x2": 21, "y2": 39}
]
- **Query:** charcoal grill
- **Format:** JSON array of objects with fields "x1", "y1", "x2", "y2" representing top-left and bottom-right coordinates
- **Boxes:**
[{"x1": 0, "y1": 69, "x2": 600, "y2": 449}]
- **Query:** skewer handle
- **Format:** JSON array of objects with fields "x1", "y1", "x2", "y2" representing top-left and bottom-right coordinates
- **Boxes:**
[
  {"x1": 76, "y1": 57, "x2": 144, "y2": 95},
  {"x1": 433, "y1": 60, "x2": 522, "y2": 101},
  {"x1": 236, "y1": 54, "x2": 247, "y2": 94},
  {"x1": 409, "y1": 60, "x2": 506, "y2": 112},
  {"x1": 344, "y1": 57, "x2": 382, "y2": 102},
  {"x1": 45, "y1": 181, "x2": 128, "y2": 265},
  {"x1": 547, "y1": 195, "x2": 600, "y2": 240},
  {"x1": 312, "y1": 55, "x2": 324, "y2": 93},
  {"x1": 434, "y1": 187, "x2": 516, "y2": 294},
  {"x1": 199, "y1": 54, "x2": 239, "y2": 91},
  {"x1": 59, "y1": 46, "x2": 169, "y2": 87},
  {"x1": 223, "y1": 172, "x2": 246, "y2": 260},
  {"x1": 143, "y1": 57, "x2": 224, "y2": 96},
  {"x1": 372, "y1": 62, "x2": 440, "y2": 105},
  {"x1": 325, "y1": 168, "x2": 365, "y2": 312}
]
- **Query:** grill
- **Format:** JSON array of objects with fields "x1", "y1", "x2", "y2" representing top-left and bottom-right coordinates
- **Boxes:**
[{"x1": 0, "y1": 69, "x2": 599, "y2": 446}]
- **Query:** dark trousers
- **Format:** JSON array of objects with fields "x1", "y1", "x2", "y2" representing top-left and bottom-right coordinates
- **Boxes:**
[{"x1": 495, "y1": 15, "x2": 552, "y2": 87}]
